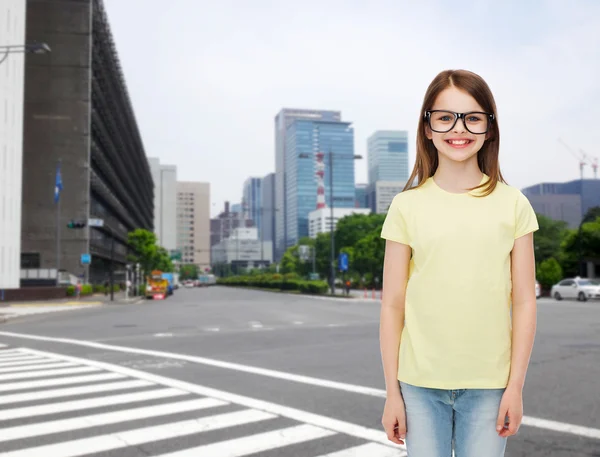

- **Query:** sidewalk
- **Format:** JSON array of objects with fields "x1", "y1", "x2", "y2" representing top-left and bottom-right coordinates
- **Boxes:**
[{"x1": 0, "y1": 292, "x2": 145, "y2": 323}]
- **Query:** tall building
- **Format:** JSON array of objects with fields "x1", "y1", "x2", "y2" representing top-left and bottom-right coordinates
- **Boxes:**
[
  {"x1": 355, "y1": 184, "x2": 368, "y2": 209},
  {"x1": 242, "y1": 177, "x2": 262, "y2": 230},
  {"x1": 148, "y1": 158, "x2": 177, "y2": 251},
  {"x1": 176, "y1": 182, "x2": 210, "y2": 271},
  {"x1": 230, "y1": 203, "x2": 241, "y2": 214},
  {"x1": 274, "y1": 108, "x2": 342, "y2": 261},
  {"x1": 20, "y1": 0, "x2": 154, "y2": 283},
  {"x1": 367, "y1": 130, "x2": 409, "y2": 213},
  {"x1": 260, "y1": 173, "x2": 276, "y2": 262},
  {"x1": 0, "y1": 0, "x2": 26, "y2": 289},
  {"x1": 522, "y1": 179, "x2": 600, "y2": 228},
  {"x1": 285, "y1": 118, "x2": 355, "y2": 248}
]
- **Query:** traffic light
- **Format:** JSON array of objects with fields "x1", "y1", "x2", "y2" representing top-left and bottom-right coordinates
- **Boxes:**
[{"x1": 67, "y1": 220, "x2": 86, "y2": 229}]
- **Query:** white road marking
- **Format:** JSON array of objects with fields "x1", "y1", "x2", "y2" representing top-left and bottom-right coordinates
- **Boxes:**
[
  {"x1": 154, "y1": 333, "x2": 173, "y2": 337},
  {"x1": 1, "y1": 332, "x2": 597, "y2": 441},
  {"x1": 0, "y1": 372, "x2": 124, "y2": 393},
  {"x1": 0, "y1": 387, "x2": 187, "y2": 421},
  {"x1": 155, "y1": 424, "x2": 336, "y2": 457},
  {"x1": 17, "y1": 347, "x2": 404, "y2": 450},
  {"x1": 293, "y1": 321, "x2": 304, "y2": 325},
  {"x1": 0, "y1": 343, "x2": 6, "y2": 347},
  {"x1": 0, "y1": 354, "x2": 42, "y2": 362},
  {"x1": 0, "y1": 349, "x2": 24, "y2": 358},
  {"x1": 0, "y1": 361, "x2": 77, "y2": 373},
  {"x1": 0, "y1": 365, "x2": 99, "y2": 381},
  {"x1": 203, "y1": 327, "x2": 220, "y2": 332},
  {"x1": 249, "y1": 321, "x2": 263, "y2": 329},
  {"x1": 0, "y1": 410, "x2": 277, "y2": 457},
  {"x1": 0, "y1": 379, "x2": 151, "y2": 405},
  {"x1": 0, "y1": 398, "x2": 227, "y2": 443},
  {"x1": 316, "y1": 443, "x2": 403, "y2": 456},
  {"x1": 0, "y1": 357, "x2": 57, "y2": 368}
]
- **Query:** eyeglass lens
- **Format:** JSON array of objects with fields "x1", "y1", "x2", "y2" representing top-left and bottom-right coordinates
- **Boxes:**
[{"x1": 429, "y1": 111, "x2": 489, "y2": 134}]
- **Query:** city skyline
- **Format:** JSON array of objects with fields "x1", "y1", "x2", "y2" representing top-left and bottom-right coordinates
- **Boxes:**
[{"x1": 103, "y1": 0, "x2": 600, "y2": 217}]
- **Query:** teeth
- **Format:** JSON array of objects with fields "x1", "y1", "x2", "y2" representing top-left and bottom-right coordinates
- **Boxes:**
[{"x1": 448, "y1": 140, "x2": 470, "y2": 145}]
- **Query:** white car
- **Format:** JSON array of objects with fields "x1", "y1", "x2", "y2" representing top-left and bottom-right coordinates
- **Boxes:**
[
  {"x1": 535, "y1": 281, "x2": 541, "y2": 299},
  {"x1": 550, "y1": 277, "x2": 600, "y2": 302}
]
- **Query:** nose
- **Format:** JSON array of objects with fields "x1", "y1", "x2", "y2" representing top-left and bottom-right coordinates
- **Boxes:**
[{"x1": 453, "y1": 114, "x2": 467, "y2": 133}]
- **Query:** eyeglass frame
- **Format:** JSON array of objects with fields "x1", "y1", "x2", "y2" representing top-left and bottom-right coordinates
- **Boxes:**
[{"x1": 424, "y1": 110, "x2": 495, "y2": 135}]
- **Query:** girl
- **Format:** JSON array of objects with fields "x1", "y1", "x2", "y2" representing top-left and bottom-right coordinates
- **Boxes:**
[{"x1": 379, "y1": 69, "x2": 538, "y2": 457}]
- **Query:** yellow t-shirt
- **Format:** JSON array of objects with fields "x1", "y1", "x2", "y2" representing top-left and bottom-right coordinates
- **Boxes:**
[{"x1": 380, "y1": 174, "x2": 539, "y2": 389}]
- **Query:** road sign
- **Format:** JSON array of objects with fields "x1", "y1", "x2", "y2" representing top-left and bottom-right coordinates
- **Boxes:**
[
  {"x1": 88, "y1": 218, "x2": 104, "y2": 227},
  {"x1": 309, "y1": 272, "x2": 320, "y2": 280},
  {"x1": 338, "y1": 253, "x2": 349, "y2": 272},
  {"x1": 81, "y1": 254, "x2": 91, "y2": 265}
]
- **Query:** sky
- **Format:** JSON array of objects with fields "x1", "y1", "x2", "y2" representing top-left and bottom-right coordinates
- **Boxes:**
[{"x1": 104, "y1": 0, "x2": 600, "y2": 217}]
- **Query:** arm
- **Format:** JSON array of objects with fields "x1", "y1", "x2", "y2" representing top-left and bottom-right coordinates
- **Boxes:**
[
  {"x1": 508, "y1": 232, "x2": 537, "y2": 390},
  {"x1": 380, "y1": 240, "x2": 411, "y2": 398},
  {"x1": 497, "y1": 232, "x2": 537, "y2": 437}
]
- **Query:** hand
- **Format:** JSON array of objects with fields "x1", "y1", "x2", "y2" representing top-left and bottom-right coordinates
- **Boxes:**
[
  {"x1": 382, "y1": 394, "x2": 406, "y2": 445},
  {"x1": 496, "y1": 385, "x2": 523, "y2": 437}
]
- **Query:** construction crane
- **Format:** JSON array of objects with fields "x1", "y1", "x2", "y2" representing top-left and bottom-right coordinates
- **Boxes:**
[{"x1": 557, "y1": 139, "x2": 598, "y2": 180}]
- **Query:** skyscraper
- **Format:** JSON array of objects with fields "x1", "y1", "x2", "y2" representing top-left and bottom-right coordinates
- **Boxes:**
[
  {"x1": 260, "y1": 173, "x2": 276, "y2": 263},
  {"x1": 0, "y1": 0, "x2": 26, "y2": 289},
  {"x1": 242, "y1": 177, "x2": 262, "y2": 230},
  {"x1": 285, "y1": 119, "x2": 355, "y2": 248},
  {"x1": 274, "y1": 108, "x2": 342, "y2": 261},
  {"x1": 367, "y1": 130, "x2": 409, "y2": 213},
  {"x1": 148, "y1": 158, "x2": 177, "y2": 251},
  {"x1": 176, "y1": 182, "x2": 210, "y2": 270}
]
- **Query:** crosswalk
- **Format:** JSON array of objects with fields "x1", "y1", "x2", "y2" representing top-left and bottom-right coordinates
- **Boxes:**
[{"x1": 0, "y1": 346, "x2": 404, "y2": 456}]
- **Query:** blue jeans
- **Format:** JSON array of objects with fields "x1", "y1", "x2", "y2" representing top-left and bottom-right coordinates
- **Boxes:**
[{"x1": 400, "y1": 381, "x2": 507, "y2": 457}]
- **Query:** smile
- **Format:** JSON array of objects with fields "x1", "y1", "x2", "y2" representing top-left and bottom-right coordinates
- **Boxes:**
[{"x1": 445, "y1": 139, "x2": 473, "y2": 148}]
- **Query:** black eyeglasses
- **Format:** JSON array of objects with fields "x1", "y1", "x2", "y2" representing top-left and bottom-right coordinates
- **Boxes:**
[{"x1": 425, "y1": 110, "x2": 495, "y2": 135}]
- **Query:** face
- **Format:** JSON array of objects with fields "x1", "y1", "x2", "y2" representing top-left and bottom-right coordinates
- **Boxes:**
[{"x1": 425, "y1": 86, "x2": 489, "y2": 164}]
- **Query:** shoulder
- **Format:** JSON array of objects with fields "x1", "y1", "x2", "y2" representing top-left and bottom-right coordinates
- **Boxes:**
[{"x1": 389, "y1": 182, "x2": 429, "y2": 207}]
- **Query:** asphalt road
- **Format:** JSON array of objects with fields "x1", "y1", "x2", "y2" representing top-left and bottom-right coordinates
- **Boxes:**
[{"x1": 0, "y1": 286, "x2": 598, "y2": 456}]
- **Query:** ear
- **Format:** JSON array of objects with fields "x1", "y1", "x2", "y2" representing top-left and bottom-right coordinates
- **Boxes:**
[{"x1": 425, "y1": 124, "x2": 433, "y2": 140}]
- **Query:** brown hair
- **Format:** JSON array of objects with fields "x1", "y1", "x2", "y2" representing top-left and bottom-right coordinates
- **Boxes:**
[{"x1": 404, "y1": 69, "x2": 505, "y2": 195}]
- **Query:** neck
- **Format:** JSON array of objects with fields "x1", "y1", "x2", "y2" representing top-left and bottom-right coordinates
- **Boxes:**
[{"x1": 433, "y1": 155, "x2": 483, "y2": 193}]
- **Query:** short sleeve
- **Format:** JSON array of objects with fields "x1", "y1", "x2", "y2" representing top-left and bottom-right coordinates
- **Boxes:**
[
  {"x1": 381, "y1": 194, "x2": 411, "y2": 245},
  {"x1": 515, "y1": 192, "x2": 539, "y2": 239}
]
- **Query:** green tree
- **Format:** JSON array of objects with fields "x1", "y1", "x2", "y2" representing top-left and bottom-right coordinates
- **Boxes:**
[
  {"x1": 153, "y1": 247, "x2": 174, "y2": 272},
  {"x1": 537, "y1": 257, "x2": 562, "y2": 290},
  {"x1": 128, "y1": 229, "x2": 159, "y2": 274},
  {"x1": 534, "y1": 214, "x2": 568, "y2": 266},
  {"x1": 583, "y1": 206, "x2": 600, "y2": 224},
  {"x1": 179, "y1": 264, "x2": 199, "y2": 280}
]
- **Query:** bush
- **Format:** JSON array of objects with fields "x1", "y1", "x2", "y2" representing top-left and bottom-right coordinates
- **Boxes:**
[
  {"x1": 537, "y1": 258, "x2": 563, "y2": 290},
  {"x1": 217, "y1": 274, "x2": 329, "y2": 295},
  {"x1": 66, "y1": 286, "x2": 75, "y2": 297}
]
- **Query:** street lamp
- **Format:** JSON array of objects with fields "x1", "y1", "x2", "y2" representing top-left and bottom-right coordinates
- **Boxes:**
[
  {"x1": 299, "y1": 150, "x2": 362, "y2": 295},
  {"x1": 0, "y1": 43, "x2": 51, "y2": 65}
]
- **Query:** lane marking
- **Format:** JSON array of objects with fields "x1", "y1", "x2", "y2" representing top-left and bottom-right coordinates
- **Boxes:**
[
  {"x1": 2, "y1": 332, "x2": 597, "y2": 440},
  {"x1": 0, "y1": 410, "x2": 277, "y2": 457},
  {"x1": 18, "y1": 347, "x2": 403, "y2": 450},
  {"x1": 0, "y1": 388, "x2": 187, "y2": 421},
  {"x1": 0, "y1": 365, "x2": 100, "y2": 382},
  {"x1": 0, "y1": 357, "x2": 52, "y2": 368},
  {"x1": 0, "y1": 398, "x2": 227, "y2": 443},
  {"x1": 0, "y1": 379, "x2": 152, "y2": 405},
  {"x1": 0, "y1": 361, "x2": 77, "y2": 374},
  {"x1": 0, "y1": 372, "x2": 125, "y2": 393},
  {"x1": 155, "y1": 424, "x2": 336, "y2": 457}
]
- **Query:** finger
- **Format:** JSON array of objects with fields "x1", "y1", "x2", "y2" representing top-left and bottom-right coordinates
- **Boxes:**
[{"x1": 496, "y1": 408, "x2": 508, "y2": 433}]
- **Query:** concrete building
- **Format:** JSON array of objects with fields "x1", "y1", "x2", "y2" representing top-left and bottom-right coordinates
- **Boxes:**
[
  {"x1": 522, "y1": 179, "x2": 600, "y2": 228},
  {"x1": 367, "y1": 130, "x2": 409, "y2": 213},
  {"x1": 260, "y1": 173, "x2": 276, "y2": 263},
  {"x1": 274, "y1": 108, "x2": 342, "y2": 261},
  {"x1": 20, "y1": 0, "x2": 154, "y2": 284},
  {"x1": 370, "y1": 181, "x2": 407, "y2": 214},
  {"x1": 209, "y1": 201, "x2": 253, "y2": 249},
  {"x1": 148, "y1": 158, "x2": 177, "y2": 251},
  {"x1": 308, "y1": 208, "x2": 371, "y2": 239},
  {"x1": 211, "y1": 227, "x2": 272, "y2": 268},
  {"x1": 285, "y1": 118, "x2": 355, "y2": 248},
  {"x1": 243, "y1": 177, "x2": 262, "y2": 230},
  {"x1": 0, "y1": 0, "x2": 26, "y2": 289},
  {"x1": 176, "y1": 181, "x2": 210, "y2": 271}
]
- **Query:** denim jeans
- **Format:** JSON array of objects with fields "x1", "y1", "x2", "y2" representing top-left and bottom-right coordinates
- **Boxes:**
[{"x1": 400, "y1": 381, "x2": 508, "y2": 457}]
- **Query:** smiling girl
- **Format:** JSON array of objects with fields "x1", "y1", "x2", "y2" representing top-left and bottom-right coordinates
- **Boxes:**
[{"x1": 379, "y1": 69, "x2": 538, "y2": 456}]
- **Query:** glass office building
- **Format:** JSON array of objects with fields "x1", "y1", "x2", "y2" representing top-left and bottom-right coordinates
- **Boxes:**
[
  {"x1": 285, "y1": 120, "x2": 355, "y2": 247},
  {"x1": 367, "y1": 130, "x2": 409, "y2": 183},
  {"x1": 243, "y1": 177, "x2": 262, "y2": 231}
]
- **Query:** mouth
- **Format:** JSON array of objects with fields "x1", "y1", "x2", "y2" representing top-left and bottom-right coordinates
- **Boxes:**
[{"x1": 445, "y1": 139, "x2": 474, "y2": 149}]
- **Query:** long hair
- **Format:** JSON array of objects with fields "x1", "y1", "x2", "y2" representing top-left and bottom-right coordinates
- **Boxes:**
[{"x1": 405, "y1": 69, "x2": 505, "y2": 196}]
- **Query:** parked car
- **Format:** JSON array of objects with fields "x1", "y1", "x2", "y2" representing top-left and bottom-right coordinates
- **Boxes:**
[
  {"x1": 535, "y1": 280, "x2": 541, "y2": 299},
  {"x1": 550, "y1": 277, "x2": 600, "y2": 302}
]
